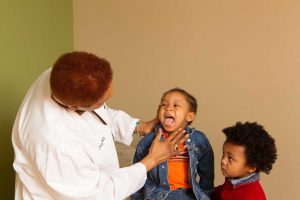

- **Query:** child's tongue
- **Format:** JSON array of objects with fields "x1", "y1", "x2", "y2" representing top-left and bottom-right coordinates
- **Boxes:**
[{"x1": 164, "y1": 118, "x2": 174, "y2": 126}]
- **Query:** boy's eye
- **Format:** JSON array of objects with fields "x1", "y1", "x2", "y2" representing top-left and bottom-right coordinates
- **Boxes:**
[
  {"x1": 160, "y1": 103, "x2": 166, "y2": 107},
  {"x1": 228, "y1": 156, "x2": 234, "y2": 162}
]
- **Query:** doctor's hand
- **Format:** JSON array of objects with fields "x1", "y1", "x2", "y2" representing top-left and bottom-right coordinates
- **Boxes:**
[
  {"x1": 138, "y1": 117, "x2": 159, "y2": 136},
  {"x1": 139, "y1": 128, "x2": 189, "y2": 172},
  {"x1": 138, "y1": 106, "x2": 160, "y2": 136}
]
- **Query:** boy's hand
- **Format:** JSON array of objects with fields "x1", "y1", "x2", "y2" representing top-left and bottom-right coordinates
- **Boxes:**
[{"x1": 139, "y1": 128, "x2": 189, "y2": 171}]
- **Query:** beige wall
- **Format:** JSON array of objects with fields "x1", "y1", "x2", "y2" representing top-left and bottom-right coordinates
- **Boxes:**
[{"x1": 73, "y1": 1, "x2": 300, "y2": 199}]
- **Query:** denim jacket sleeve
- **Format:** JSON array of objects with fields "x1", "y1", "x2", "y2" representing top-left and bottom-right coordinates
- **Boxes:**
[
  {"x1": 130, "y1": 131, "x2": 156, "y2": 200},
  {"x1": 197, "y1": 144, "x2": 214, "y2": 198},
  {"x1": 130, "y1": 143, "x2": 146, "y2": 200}
]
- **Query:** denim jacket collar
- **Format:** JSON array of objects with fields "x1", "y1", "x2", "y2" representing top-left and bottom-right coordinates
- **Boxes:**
[{"x1": 230, "y1": 172, "x2": 260, "y2": 187}]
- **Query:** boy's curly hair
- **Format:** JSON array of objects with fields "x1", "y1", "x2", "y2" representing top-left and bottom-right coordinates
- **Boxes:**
[{"x1": 223, "y1": 122, "x2": 277, "y2": 174}]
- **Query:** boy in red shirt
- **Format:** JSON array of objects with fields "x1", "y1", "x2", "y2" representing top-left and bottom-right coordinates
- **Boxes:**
[{"x1": 213, "y1": 122, "x2": 277, "y2": 200}]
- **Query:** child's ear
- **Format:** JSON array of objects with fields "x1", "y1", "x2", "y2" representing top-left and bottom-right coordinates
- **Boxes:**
[
  {"x1": 186, "y1": 112, "x2": 196, "y2": 123},
  {"x1": 247, "y1": 166, "x2": 257, "y2": 174}
]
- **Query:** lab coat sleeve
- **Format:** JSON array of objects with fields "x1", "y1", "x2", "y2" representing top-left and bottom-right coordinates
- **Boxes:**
[
  {"x1": 31, "y1": 145, "x2": 147, "y2": 200},
  {"x1": 105, "y1": 104, "x2": 138, "y2": 145}
]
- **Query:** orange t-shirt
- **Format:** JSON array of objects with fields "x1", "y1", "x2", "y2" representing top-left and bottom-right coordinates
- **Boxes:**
[{"x1": 164, "y1": 131, "x2": 191, "y2": 190}]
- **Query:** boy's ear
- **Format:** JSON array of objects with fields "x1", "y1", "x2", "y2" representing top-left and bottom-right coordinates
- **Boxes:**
[
  {"x1": 247, "y1": 166, "x2": 257, "y2": 174},
  {"x1": 186, "y1": 112, "x2": 196, "y2": 123}
]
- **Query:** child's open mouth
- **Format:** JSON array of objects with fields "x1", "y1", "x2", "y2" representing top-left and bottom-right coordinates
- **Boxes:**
[{"x1": 164, "y1": 116, "x2": 175, "y2": 127}]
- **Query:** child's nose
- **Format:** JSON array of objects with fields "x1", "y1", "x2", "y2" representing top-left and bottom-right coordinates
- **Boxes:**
[
  {"x1": 221, "y1": 157, "x2": 226, "y2": 165},
  {"x1": 166, "y1": 105, "x2": 173, "y2": 110}
]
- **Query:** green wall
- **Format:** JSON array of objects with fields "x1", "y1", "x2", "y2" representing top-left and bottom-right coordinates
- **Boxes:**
[{"x1": 0, "y1": 1, "x2": 73, "y2": 199}]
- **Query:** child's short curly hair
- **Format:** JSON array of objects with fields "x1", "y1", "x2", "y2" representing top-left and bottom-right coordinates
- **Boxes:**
[
  {"x1": 161, "y1": 88, "x2": 198, "y2": 114},
  {"x1": 223, "y1": 122, "x2": 277, "y2": 174}
]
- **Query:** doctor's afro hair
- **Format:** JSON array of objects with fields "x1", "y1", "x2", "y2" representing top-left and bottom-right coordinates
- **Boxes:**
[
  {"x1": 223, "y1": 122, "x2": 277, "y2": 174},
  {"x1": 50, "y1": 51, "x2": 113, "y2": 107}
]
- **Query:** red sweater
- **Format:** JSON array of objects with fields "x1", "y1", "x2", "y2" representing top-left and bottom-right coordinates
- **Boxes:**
[{"x1": 213, "y1": 179, "x2": 266, "y2": 200}]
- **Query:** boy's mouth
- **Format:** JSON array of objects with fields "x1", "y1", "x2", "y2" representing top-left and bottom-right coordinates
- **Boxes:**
[{"x1": 163, "y1": 116, "x2": 175, "y2": 127}]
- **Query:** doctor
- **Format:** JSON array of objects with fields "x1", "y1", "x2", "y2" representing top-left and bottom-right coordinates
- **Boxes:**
[{"x1": 12, "y1": 51, "x2": 189, "y2": 200}]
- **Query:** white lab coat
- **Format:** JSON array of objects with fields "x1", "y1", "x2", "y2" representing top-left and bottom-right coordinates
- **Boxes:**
[{"x1": 12, "y1": 69, "x2": 147, "y2": 200}]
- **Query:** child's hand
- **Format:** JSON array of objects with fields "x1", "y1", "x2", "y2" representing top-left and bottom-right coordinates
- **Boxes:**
[{"x1": 139, "y1": 128, "x2": 189, "y2": 171}]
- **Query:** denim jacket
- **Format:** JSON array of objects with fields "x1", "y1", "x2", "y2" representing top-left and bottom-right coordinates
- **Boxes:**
[{"x1": 131, "y1": 124, "x2": 214, "y2": 200}]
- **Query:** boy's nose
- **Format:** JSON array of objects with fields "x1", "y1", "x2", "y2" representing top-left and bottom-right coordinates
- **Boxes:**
[
  {"x1": 166, "y1": 105, "x2": 173, "y2": 110},
  {"x1": 221, "y1": 158, "x2": 226, "y2": 165}
]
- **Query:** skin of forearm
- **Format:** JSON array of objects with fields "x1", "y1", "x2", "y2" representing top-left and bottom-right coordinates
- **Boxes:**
[
  {"x1": 139, "y1": 155, "x2": 159, "y2": 172},
  {"x1": 138, "y1": 118, "x2": 159, "y2": 135}
]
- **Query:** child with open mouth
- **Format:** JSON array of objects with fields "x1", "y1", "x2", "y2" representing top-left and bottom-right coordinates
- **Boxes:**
[{"x1": 131, "y1": 88, "x2": 214, "y2": 200}]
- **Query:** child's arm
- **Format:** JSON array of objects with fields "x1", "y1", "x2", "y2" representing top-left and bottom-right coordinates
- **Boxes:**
[
  {"x1": 130, "y1": 142, "x2": 148, "y2": 200},
  {"x1": 197, "y1": 147, "x2": 215, "y2": 198},
  {"x1": 130, "y1": 130, "x2": 162, "y2": 200}
]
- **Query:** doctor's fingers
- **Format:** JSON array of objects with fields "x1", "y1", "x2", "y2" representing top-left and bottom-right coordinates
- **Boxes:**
[
  {"x1": 166, "y1": 129, "x2": 188, "y2": 145},
  {"x1": 153, "y1": 128, "x2": 163, "y2": 143},
  {"x1": 153, "y1": 128, "x2": 188, "y2": 149},
  {"x1": 172, "y1": 134, "x2": 189, "y2": 152},
  {"x1": 177, "y1": 144, "x2": 188, "y2": 153}
]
